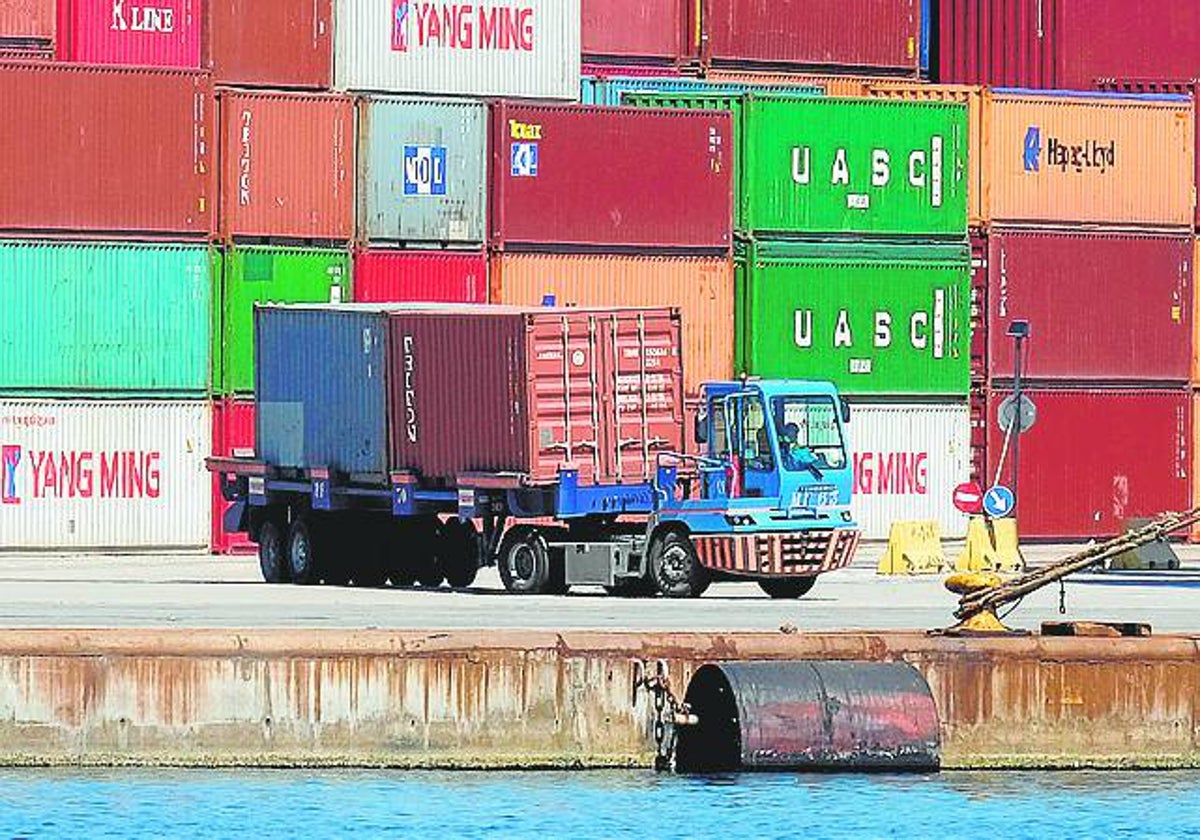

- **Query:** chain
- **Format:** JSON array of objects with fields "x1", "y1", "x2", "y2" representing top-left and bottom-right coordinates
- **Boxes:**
[
  {"x1": 1059, "y1": 579, "x2": 1067, "y2": 615},
  {"x1": 634, "y1": 659, "x2": 693, "y2": 772}
]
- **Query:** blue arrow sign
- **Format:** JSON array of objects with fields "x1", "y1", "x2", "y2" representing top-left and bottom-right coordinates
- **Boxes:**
[{"x1": 983, "y1": 485, "x2": 1015, "y2": 518}]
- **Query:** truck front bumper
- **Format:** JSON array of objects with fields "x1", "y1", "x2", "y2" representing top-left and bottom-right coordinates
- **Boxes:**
[{"x1": 692, "y1": 528, "x2": 860, "y2": 577}]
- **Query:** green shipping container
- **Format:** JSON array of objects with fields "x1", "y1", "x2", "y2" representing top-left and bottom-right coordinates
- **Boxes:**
[
  {"x1": 625, "y1": 94, "x2": 969, "y2": 238},
  {"x1": 215, "y1": 246, "x2": 351, "y2": 394},
  {"x1": 0, "y1": 240, "x2": 213, "y2": 396},
  {"x1": 736, "y1": 240, "x2": 971, "y2": 396}
]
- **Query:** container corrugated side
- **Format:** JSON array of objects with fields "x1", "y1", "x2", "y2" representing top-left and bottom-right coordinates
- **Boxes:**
[
  {"x1": 0, "y1": 0, "x2": 54, "y2": 41},
  {"x1": 0, "y1": 241, "x2": 212, "y2": 396},
  {"x1": 216, "y1": 247, "x2": 351, "y2": 395},
  {"x1": 357, "y1": 96, "x2": 486, "y2": 246},
  {"x1": 489, "y1": 252, "x2": 732, "y2": 397},
  {"x1": 703, "y1": 69, "x2": 914, "y2": 97},
  {"x1": 735, "y1": 240, "x2": 971, "y2": 396},
  {"x1": 582, "y1": 75, "x2": 824, "y2": 106},
  {"x1": 333, "y1": 0, "x2": 579, "y2": 99},
  {"x1": 582, "y1": 0, "x2": 691, "y2": 64},
  {"x1": 211, "y1": 398, "x2": 255, "y2": 554},
  {"x1": 0, "y1": 400, "x2": 211, "y2": 550},
  {"x1": 0, "y1": 63, "x2": 213, "y2": 237},
  {"x1": 57, "y1": 0, "x2": 200, "y2": 67},
  {"x1": 985, "y1": 90, "x2": 1195, "y2": 227},
  {"x1": 848, "y1": 400, "x2": 971, "y2": 540},
  {"x1": 207, "y1": 0, "x2": 332, "y2": 89},
  {"x1": 354, "y1": 250, "x2": 487, "y2": 304},
  {"x1": 218, "y1": 90, "x2": 354, "y2": 242}
]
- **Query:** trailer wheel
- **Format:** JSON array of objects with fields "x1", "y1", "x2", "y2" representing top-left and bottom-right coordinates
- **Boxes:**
[
  {"x1": 257, "y1": 518, "x2": 290, "y2": 584},
  {"x1": 288, "y1": 517, "x2": 322, "y2": 586},
  {"x1": 649, "y1": 530, "x2": 710, "y2": 599},
  {"x1": 498, "y1": 526, "x2": 553, "y2": 594},
  {"x1": 758, "y1": 577, "x2": 817, "y2": 599},
  {"x1": 440, "y1": 519, "x2": 483, "y2": 589}
]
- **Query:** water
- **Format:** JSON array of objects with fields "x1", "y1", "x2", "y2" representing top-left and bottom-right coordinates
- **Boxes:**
[{"x1": 2, "y1": 769, "x2": 1199, "y2": 839}]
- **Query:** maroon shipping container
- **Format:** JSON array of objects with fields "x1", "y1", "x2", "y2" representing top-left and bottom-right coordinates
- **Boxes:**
[
  {"x1": 985, "y1": 388, "x2": 1190, "y2": 539},
  {"x1": 0, "y1": 0, "x2": 54, "y2": 42},
  {"x1": 218, "y1": 89, "x2": 354, "y2": 243},
  {"x1": 212, "y1": 398, "x2": 255, "y2": 554},
  {"x1": 354, "y1": 250, "x2": 488, "y2": 304},
  {"x1": 58, "y1": 0, "x2": 201, "y2": 67},
  {"x1": 582, "y1": 0, "x2": 692, "y2": 65},
  {"x1": 987, "y1": 229, "x2": 1192, "y2": 383},
  {"x1": 0, "y1": 63, "x2": 213, "y2": 237},
  {"x1": 703, "y1": 0, "x2": 920, "y2": 73},
  {"x1": 939, "y1": 0, "x2": 1200, "y2": 88},
  {"x1": 207, "y1": 0, "x2": 331, "y2": 89},
  {"x1": 387, "y1": 307, "x2": 684, "y2": 486},
  {"x1": 490, "y1": 104, "x2": 732, "y2": 251}
]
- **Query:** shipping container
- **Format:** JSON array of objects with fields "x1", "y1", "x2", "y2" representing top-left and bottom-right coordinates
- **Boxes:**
[
  {"x1": 0, "y1": 241, "x2": 212, "y2": 396},
  {"x1": 207, "y1": 0, "x2": 332, "y2": 89},
  {"x1": 0, "y1": 0, "x2": 54, "y2": 43},
  {"x1": 581, "y1": 74, "x2": 824, "y2": 106},
  {"x1": 58, "y1": 0, "x2": 200, "y2": 67},
  {"x1": 702, "y1": 0, "x2": 921, "y2": 75},
  {"x1": 984, "y1": 89, "x2": 1195, "y2": 227},
  {"x1": 847, "y1": 400, "x2": 971, "y2": 539},
  {"x1": 987, "y1": 229, "x2": 1192, "y2": 383},
  {"x1": 333, "y1": 0, "x2": 579, "y2": 99},
  {"x1": 0, "y1": 400, "x2": 212, "y2": 550},
  {"x1": 582, "y1": 0, "x2": 691, "y2": 65},
  {"x1": 214, "y1": 247, "x2": 351, "y2": 394},
  {"x1": 357, "y1": 96, "x2": 487, "y2": 246},
  {"x1": 703, "y1": 69, "x2": 916, "y2": 97},
  {"x1": 354, "y1": 249, "x2": 487, "y2": 304},
  {"x1": 255, "y1": 305, "x2": 684, "y2": 486},
  {"x1": 211, "y1": 398, "x2": 255, "y2": 554},
  {"x1": 489, "y1": 252, "x2": 732, "y2": 395},
  {"x1": 985, "y1": 388, "x2": 1190, "y2": 539},
  {"x1": 1196, "y1": 237, "x2": 1200, "y2": 384},
  {"x1": 0, "y1": 63, "x2": 213, "y2": 237},
  {"x1": 735, "y1": 240, "x2": 971, "y2": 396},
  {"x1": 969, "y1": 230, "x2": 986, "y2": 383},
  {"x1": 489, "y1": 103, "x2": 732, "y2": 251},
  {"x1": 218, "y1": 89, "x2": 354, "y2": 243},
  {"x1": 939, "y1": 0, "x2": 1200, "y2": 90}
]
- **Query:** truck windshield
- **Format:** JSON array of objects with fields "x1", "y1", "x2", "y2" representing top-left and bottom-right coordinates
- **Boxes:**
[{"x1": 772, "y1": 396, "x2": 846, "y2": 472}]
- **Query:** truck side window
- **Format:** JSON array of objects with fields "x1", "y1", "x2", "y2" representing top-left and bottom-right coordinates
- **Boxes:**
[
  {"x1": 710, "y1": 403, "x2": 729, "y2": 458},
  {"x1": 741, "y1": 396, "x2": 773, "y2": 471}
]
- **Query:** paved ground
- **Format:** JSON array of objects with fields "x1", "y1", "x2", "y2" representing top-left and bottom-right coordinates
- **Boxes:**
[{"x1": 2, "y1": 543, "x2": 1199, "y2": 632}]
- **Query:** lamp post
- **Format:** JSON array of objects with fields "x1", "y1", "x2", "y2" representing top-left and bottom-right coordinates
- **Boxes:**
[{"x1": 1007, "y1": 320, "x2": 1030, "y2": 512}]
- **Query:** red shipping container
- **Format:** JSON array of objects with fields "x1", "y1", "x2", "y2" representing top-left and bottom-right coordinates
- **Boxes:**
[
  {"x1": 987, "y1": 230, "x2": 1192, "y2": 383},
  {"x1": 985, "y1": 388, "x2": 1189, "y2": 539},
  {"x1": 386, "y1": 307, "x2": 684, "y2": 486},
  {"x1": 207, "y1": 0, "x2": 331, "y2": 89},
  {"x1": 0, "y1": 0, "x2": 54, "y2": 42},
  {"x1": 354, "y1": 250, "x2": 487, "y2": 304},
  {"x1": 939, "y1": 0, "x2": 1200, "y2": 89},
  {"x1": 582, "y1": 0, "x2": 692, "y2": 65},
  {"x1": 211, "y1": 398, "x2": 255, "y2": 554},
  {"x1": 58, "y1": 0, "x2": 200, "y2": 67},
  {"x1": 0, "y1": 63, "x2": 213, "y2": 237},
  {"x1": 969, "y1": 230, "x2": 987, "y2": 383},
  {"x1": 490, "y1": 104, "x2": 732, "y2": 251},
  {"x1": 218, "y1": 89, "x2": 354, "y2": 243},
  {"x1": 703, "y1": 0, "x2": 920, "y2": 74}
]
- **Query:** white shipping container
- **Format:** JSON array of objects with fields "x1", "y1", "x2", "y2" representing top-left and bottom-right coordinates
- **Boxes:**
[
  {"x1": 0, "y1": 401, "x2": 211, "y2": 550},
  {"x1": 334, "y1": 0, "x2": 579, "y2": 98},
  {"x1": 846, "y1": 401, "x2": 972, "y2": 540}
]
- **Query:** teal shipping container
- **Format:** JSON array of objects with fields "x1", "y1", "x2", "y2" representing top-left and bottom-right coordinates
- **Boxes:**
[
  {"x1": 580, "y1": 76, "x2": 824, "y2": 106},
  {"x1": 357, "y1": 96, "x2": 487, "y2": 246},
  {"x1": 0, "y1": 241, "x2": 212, "y2": 396},
  {"x1": 736, "y1": 240, "x2": 971, "y2": 396}
]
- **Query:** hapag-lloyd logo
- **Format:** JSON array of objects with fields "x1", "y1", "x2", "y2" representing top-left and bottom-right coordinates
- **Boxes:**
[
  {"x1": 110, "y1": 0, "x2": 176, "y2": 33},
  {"x1": 0, "y1": 445, "x2": 163, "y2": 505},
  {"x1": 391, "y1": 1, "x2": 535, "y2": 53},
  {"x1": 1023, "y1": 125, "x2": 1117, "y2": 174}
]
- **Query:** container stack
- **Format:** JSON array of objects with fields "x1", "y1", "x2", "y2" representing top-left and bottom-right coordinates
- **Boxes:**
[{"x1": 0, "y1": 0, "x2": 54, "y2": 58}]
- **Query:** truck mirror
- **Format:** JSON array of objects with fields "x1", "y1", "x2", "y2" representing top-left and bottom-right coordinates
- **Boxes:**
[
  {"x1": 694, "y1": 410, "x2": 708, "y2": 445},
  {"x1": 840, "y1": 399, "x2": 851, "y2": 424}
]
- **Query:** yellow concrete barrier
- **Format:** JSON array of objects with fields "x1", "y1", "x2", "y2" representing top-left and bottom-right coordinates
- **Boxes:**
[
  {"x1": 955, "y1": 516, "x2": 1023, "y2": 573},
  {"x1": 877, "y1": 520, "x2": 947, "y2": 575}
]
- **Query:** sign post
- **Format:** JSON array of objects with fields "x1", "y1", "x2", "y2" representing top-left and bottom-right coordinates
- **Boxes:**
[{"x1": 1007, "y1": 320, "x2": 1030, "y2": 512}]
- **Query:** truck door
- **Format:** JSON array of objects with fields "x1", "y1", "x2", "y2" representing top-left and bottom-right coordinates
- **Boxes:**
[{"x1": 728, "y1": 393, "x2": 780, "y2": 499}]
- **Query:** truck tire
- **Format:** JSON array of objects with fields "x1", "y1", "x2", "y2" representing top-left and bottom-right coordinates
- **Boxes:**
[
  {"x1": 288, "y1": 516, "x2": 322, "y2": 586},
  {"x1": 348, "y1": 517, "x2": 388, "y2": 588},
  {"x1": 257, "y1": 518, "x2": 290, "y2": 584},
  {"x1": 758, "y1": 577, "x2": 817, "y2": 599},
  {"x1": 649, "y1": 531, "x2": 710, "y2": 599},
  {"x1": 498, "y1": 526, "x2": 553, "y2": 594},
  {"x1": 440, "y1": 519, "x2": 482, "y2": 589}
]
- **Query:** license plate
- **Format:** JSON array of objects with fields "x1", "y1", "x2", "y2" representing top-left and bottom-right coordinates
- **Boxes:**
[{"x1": 793, "y1": 485, "x2": 838, "y2": 508}]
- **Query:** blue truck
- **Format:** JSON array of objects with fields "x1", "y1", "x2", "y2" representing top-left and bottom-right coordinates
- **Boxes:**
[{"x1": 208, "y1": 304, "x2": 860, "y2": 598}]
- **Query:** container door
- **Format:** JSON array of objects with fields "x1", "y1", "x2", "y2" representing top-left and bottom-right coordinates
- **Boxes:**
[{"x1": 530, "y1": 312, "x2": 605, "y2": 484}]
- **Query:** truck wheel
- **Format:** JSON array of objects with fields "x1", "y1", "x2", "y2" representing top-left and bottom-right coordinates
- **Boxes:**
[
  {"x1": 348, "y1": 518, "x2": 388, "y2": 588},
  {"x1": 758, "y1": 577, "x2": 817, "y2": 599},
  {"x1": 649, "y1": 531, "x2": 710, "y2": 599},
  {"x1": 288, "y1": 517, "x2": 321, "y2": 586},
  {"x1": 257, "y1": 518, "x2": 290, "y2": 584},
  {"x1": 440, "y1": 519, "x2": 482, "y2": 589},
  {"x1": 414, "y1": 518, "x2": 445, "y2": 588},
  {"x1": 498, "y1": 526, "x2": 552, "y2": 594}
]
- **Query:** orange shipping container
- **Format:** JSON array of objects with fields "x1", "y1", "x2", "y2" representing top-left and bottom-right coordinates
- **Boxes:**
[
  {"x1": 1194, "y1": 236, "x2": 1200, "y2": 385},
  {"x1": 702, "y1": 69, "x2": 916, "y2": 97},
  {"x1": 218, "y1": 89, "x2": 354, "y2": 242},
  {"x1": 489, "y1": 253, "x2": 733, "y2": 397}
]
